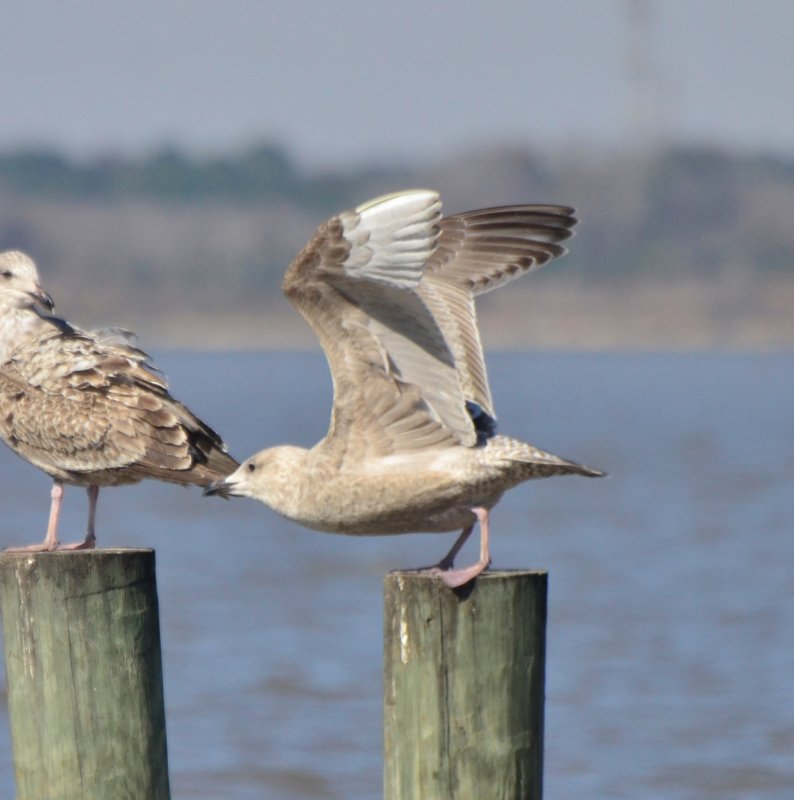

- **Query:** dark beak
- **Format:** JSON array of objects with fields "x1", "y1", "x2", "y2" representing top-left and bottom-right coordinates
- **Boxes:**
[
  {"x1": 204, "y1": 479, "x2": 233, "y2": 499},
  {"x1": 32, "y1": 285, "x2": 55, "y2": 311}
]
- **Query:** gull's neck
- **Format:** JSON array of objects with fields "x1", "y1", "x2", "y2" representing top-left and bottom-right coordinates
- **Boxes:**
[{"x1": 0, "y1": 302, "x2": 52, "y2": 363}]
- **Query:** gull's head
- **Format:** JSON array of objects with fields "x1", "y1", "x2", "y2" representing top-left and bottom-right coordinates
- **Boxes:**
[
  {"x1": 204, "y1": 445, "x2": 308, "y2": 518},
  {"x1": 0, "y1": 251, "x2": 55, "y2": 311}
]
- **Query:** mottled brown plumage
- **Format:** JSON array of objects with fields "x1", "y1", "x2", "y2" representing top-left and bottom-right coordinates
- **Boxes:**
[
  {"x1": 0, "y1": 250, "x2": 238, "y2": 551},
  {"x1": 206, "y1": 190, "x2": 603, "y2": 587}
]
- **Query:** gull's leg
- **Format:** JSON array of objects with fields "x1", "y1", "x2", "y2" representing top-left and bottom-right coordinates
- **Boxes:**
[
  {"x1": 44, "y1": 480, "x2": 64, "y2": 549},
  {"x1": 86, "y1": 484, "x2": 98, "y2": 546},
  {"x1": 58, "y1": 485, "x2": 98, "y2": 551},
  {"x1": 434, "y1": 525, "x2": 474, "y2": 571},
  {"x1": 5, "y1": 480, "x2": 65, "y2": 552},
  {"x1": 435, "y1": 507, "x2": 492, "y2": 589}
]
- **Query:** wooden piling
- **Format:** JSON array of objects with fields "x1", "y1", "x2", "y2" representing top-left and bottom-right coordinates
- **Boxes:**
[
  {"x1": 384, "y1": 570, "x2": 547, "y2": 800},
  {"x1": 0, "y1": 549, "x2": 170, "y2": 800}
]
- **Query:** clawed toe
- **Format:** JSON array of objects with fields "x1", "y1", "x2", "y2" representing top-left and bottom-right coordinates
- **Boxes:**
[
  {"x1": 5, "y1": 533, "x2": 96, "y2": 553},
  {"x1": 4, "y1": 542, "x2": 58, "y2": 553},
  {"x1": 55, "y1": 537, "x2": 96, "y2": 551},
  {"x1": 425, "y1": 559, "x2": 491, "y2": 588}
]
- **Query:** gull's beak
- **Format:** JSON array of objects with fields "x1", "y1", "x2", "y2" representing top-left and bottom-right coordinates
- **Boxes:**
[
  {"x1": 32, "y1": 284, "x2": 55, "y2": 311},
  {"x1": 204, "y1": 477, "x2": 237, "y2": 499}
]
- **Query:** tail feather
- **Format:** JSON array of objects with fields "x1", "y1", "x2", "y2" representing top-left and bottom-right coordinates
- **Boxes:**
[{"x1": 490, "y1": 435, "x2": 606, "y2": 479}]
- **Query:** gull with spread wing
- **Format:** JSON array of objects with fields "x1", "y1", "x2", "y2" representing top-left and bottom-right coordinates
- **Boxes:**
[{"x1": 206, "y1": 190, "x2": 603, "y2": 587}]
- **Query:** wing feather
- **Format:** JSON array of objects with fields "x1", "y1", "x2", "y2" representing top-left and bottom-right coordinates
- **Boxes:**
[
  {"x1": 0, "y1": 327, "x2": 237, "y2": 484},
  {"x1": 281, "y1": 193, "x2": 577, "y2": 463},
  {"x1": 283, "y1": 191, "x2": 475, "y2": 462},
  {"x1": 419, "y1": 205, "x2": 577, "y2": 419}
]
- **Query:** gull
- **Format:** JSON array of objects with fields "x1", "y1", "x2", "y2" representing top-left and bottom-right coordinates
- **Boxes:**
[
  {"x1": 0, "y1": 250, "x2": 238, "y2": 551},
  {"x1": 206, "y1": 190, "x2": 604, "y2": 587}
]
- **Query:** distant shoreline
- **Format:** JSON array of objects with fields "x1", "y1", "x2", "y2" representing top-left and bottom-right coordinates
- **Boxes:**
[
  {"x1": 4, "y1": 144, "x2": 793, "y2": 354},
  {"x1": 125, "y1": 276, "x2": 794, "y2": 352}
]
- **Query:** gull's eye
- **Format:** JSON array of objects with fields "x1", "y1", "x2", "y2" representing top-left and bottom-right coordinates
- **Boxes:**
[
  {"x1": 0, "y1": 271, "x2": 12, "y2": 279},
  {"x1": 247, "y1": 462, "x2": 257, "y2": 472}
]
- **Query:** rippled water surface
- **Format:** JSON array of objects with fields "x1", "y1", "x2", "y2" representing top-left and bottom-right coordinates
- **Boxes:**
[{"x1": 1, "y1": 351, "x2": 792, "y2": 799}]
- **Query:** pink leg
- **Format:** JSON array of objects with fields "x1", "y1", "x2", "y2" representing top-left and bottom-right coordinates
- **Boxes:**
[
  {"x1": 5, "y1": 480, "x2": 65, "y2": 552},
  {"x1": 432, "y1": 507, "x2": 492, "y2": 589},
  {"x1": 5, "y1": 482, "x2": 98, "y2": 552},
  {"x1": 57, "y1": 485, "x2": 98, "y2": 551},
  {"x1": 45, "y1": 481, "x2": 64, "y2": 548}
]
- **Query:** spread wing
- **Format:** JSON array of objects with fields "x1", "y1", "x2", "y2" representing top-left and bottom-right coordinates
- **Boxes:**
[
  {"x1": 281, "y1": 190, "x2": 576, "y2": 467},
  {"x1": 283, "y1": 190, "x2": 476, "y2": 465},
  {"x1": 419, "y1": 204, "x2": 577, "y2": 421}
]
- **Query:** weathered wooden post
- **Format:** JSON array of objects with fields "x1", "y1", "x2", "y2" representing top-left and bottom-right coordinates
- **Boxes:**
[
  {"x1": 0, "y1": 549, "x2": 170, "y2": 800},
  {"x1": 384, "y1": 570, "x2": 547, "y2": 800}
]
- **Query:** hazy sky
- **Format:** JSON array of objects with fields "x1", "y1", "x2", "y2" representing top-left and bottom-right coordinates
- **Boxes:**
[{"x1": 3, "y1": 1, "x2": 793, "y2": 167}]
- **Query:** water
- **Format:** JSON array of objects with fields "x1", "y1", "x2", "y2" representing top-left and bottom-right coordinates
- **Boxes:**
[{"x1": 0, "y1": 351, "x2": 792, "y2": 799}]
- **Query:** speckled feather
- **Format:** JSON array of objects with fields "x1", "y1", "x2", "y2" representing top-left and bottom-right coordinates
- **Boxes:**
[
  {"x1": 0, "y1": 328, "x2": 236, "y2": 487},
  {"x1": 209, "y1": 191, "x2": 603, "y2": 586},
  {"x1": 0, "y1": 249, "x2": 238, "y2": 551}
]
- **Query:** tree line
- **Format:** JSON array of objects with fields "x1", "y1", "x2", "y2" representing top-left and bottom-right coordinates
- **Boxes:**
[{"x1": 0, "y1": 141, "x2": 791, "y2": 334}]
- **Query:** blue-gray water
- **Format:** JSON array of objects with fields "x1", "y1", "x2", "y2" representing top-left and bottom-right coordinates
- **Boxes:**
[{"x1": 1, "y1": 351, "x2": 792, "y2": 799}]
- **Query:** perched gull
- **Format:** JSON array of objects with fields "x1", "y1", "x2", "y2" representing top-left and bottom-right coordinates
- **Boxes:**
[
  {"x1": 0, "y1": 250, "x2": 238, "y2": 551},
  {"x1": 206, "y1": 190, "x2": 604, "y2": 587}
]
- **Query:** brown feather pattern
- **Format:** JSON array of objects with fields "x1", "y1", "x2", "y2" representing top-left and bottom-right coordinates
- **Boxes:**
[
  {"x1": 0, "y1": 327, "x2": 237, "y2": 488},
  {"x1": 206, "y1": 191, "x2": 603, "y2": 587}
]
